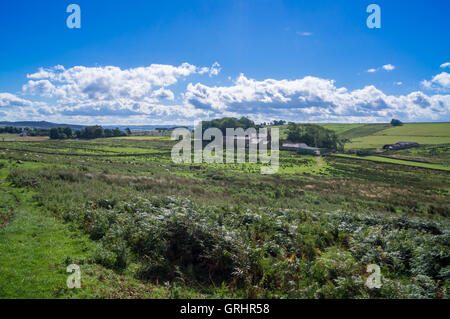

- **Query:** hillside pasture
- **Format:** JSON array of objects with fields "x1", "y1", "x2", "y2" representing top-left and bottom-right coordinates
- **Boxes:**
[{"x1": 343, "y1": 123, "x2": 450, "y2": 150}]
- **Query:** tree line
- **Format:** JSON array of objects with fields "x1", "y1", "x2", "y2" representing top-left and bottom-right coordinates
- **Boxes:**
[
  {"x1": 0, "y1": 126, "x2": 50, "y2": 136},
  {"x1": 49, "y1": 126, "x2": 128, "y2": 140},
  {"x1": 200, "y1": 117, "x2": 289, "y2": 134}
]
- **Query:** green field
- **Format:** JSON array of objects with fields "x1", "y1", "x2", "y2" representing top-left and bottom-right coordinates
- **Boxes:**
[
  {"x1": 316, "y1": 123, "x2": 367, "y2": 135},
  {"x1": 331, "y1": 123, "x2": 391, "y2": 140},
  {"x1": 0, "y1": 126, "x2": 449, "y2": 299},
  {"x1": 339, "y1": 123, "x2": 450, "y2": 150},
  {"x1": 376, "y1": 123, "x2": 450, "y2": 137}
]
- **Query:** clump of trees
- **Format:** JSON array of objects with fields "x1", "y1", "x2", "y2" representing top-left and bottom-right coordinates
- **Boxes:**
[
  {"x1": 24, "y1": 128, "x2": 50, "y2": 136},
  {"x1": 0, "y1": 126, "x2": 23, "y2": 134},
  {"x1": 286, "y1": 122, "x2": 343, "y2": 150},
  {"x1": 49, "y1": 127, "x2": 73, "y2": 139},
  {"x1": 0, "y1": 126, "x2": 50, "y2": 136},
  {"x1": 391, "y1": 119, "x2": 403, "y2": 126},
  {"x1": 200, "y1": 117, "x2": 257, "y2": 135},
  {"x1": 50, "y1": 126, "x2": 127, "y2": 140}
]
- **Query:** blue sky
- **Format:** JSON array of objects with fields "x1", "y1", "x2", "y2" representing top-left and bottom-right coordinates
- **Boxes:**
[{"x1": 0, "y1": 0, "x2": 449, "y2": 125}]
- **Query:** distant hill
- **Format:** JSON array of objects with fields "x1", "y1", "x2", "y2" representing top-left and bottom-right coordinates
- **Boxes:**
[{"x1": 0, "y1": 121, "x2": 85, "y2": 130}]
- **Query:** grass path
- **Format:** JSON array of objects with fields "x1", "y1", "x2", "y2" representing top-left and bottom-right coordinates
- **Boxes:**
[
  {"x1": 0, "y1": 177, "x2": 188, "y2": 298},
  {"x1": 0, "y1": 188, "x2": 96, "y2": 298}
]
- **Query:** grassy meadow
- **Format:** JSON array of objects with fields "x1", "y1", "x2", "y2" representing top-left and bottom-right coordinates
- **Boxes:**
[{"x1": 0, "y1": 122, "x2": 449, "y2": 299}]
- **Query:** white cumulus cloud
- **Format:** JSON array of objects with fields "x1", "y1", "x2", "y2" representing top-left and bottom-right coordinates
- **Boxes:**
[
  {"x1": 367, "y1": 64, "x2": 395, "y2": 73},
  {"x1": 25, "y1": 63, "x2": 215, "y2": 101},
  {"x1": 21, "y1": 62, "x2": 220, "y2": 118},
  {"x1": 184, "y1": 74, "x2": 449, "y2": 122},
  {"x1": 422, "y1": 72, "x2": 450, "y2": 90},
  {"x1": 0, "y1": 93, "x2": 34, "y2": 107},
  {"x1": 382, "y1": 64, "x2": 395, "y2": 71}
]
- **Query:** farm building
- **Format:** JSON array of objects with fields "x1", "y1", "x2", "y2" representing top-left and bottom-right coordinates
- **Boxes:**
[
  {"x1": 281, "y1": 142, "x2": 328, "y2": 155},
  {"x1": 382, "y1": 142, "x2": 419, "y2": 150}
]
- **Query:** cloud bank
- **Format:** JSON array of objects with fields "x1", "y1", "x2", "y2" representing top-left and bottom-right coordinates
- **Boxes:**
[
  {"x1": 184, "y1": 74, "x2": 449, "y2": 122},
  {"x1": 1, "y1": 62, "x2": 449, "y2": 124}
]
